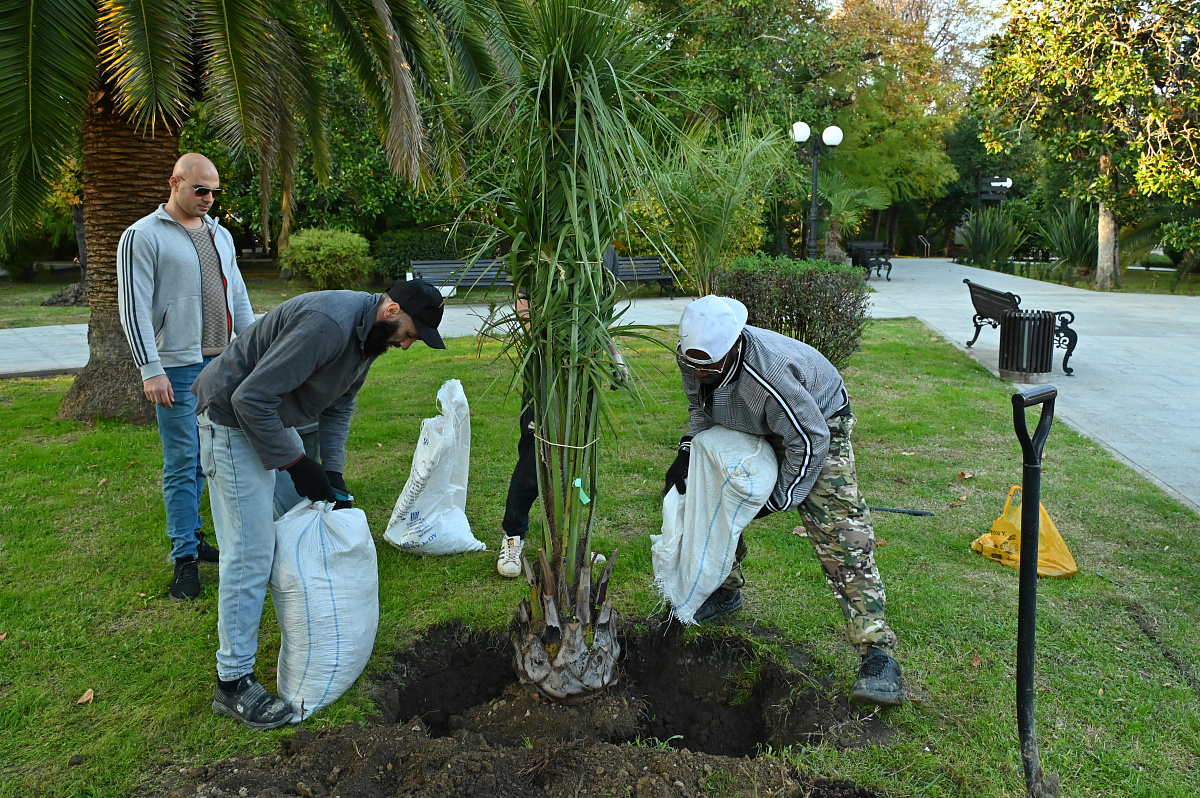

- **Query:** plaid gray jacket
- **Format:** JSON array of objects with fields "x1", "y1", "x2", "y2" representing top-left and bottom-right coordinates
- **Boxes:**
[{"x1": 678, "y1": 325, "x2": 850, "y2": 513}]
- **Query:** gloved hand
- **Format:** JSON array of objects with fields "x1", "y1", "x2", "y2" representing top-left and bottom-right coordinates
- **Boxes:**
[
  {"x1": 753, "y1": 504, "x2": 775, "y2": 520},
  {"x1": 663, "y1": 449, "x2": 690, "y2": 496},
  {"x1": 327, "y1": 471, "x2": 353, "y2": 510},
  {"x1": 282, "y1": 455, "x2": 336, "y2": 503}
]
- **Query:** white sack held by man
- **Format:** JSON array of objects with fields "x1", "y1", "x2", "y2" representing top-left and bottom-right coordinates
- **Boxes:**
[{"x1": 652, "y1": 426, "x2": 776, "y2": 624}]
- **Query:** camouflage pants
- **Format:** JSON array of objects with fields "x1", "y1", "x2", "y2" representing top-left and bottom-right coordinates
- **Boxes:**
[{"x1": 722, "y1": 413, "x2": 897, "y2": 654}]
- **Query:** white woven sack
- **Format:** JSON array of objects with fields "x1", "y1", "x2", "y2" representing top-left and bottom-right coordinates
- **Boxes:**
[
  {"x1": 383, "y1": 379, "x2": 485, "y2": 555},
  {"x1": 651, "y1": 426, "x2": 776, "y2": 624},
  {"x1": 271, "y1": 500, "x2": 379, "y2": 723}
]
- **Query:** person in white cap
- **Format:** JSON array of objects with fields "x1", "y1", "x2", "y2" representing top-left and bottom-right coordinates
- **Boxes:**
[{"x1": 664, "y1": 294, "x2": 904, "y2": 706}]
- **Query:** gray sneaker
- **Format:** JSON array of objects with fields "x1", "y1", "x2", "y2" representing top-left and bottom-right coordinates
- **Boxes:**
[
  {"x1": 213, "y1": 675, "x2": 293, "y2": 730},
  {"x1": 850, "y1": 648, "x2": 906, "y2": 707}
]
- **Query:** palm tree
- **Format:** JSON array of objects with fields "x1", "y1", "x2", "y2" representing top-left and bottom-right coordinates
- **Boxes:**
[
  {"x1": 651, "y1": 116, "x2": 787, "y2": 296},
  {"x1": 817, "y1": 170, "x2": 890, "y2": 264},
  {"x1": 1, "y1": 0, "x2": 485, "y2": 422},
  {"x1": 469, "y1": 0, "x2": 671, "y2": 703}
]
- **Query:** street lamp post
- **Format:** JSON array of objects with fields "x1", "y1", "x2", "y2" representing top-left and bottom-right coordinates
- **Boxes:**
[{"x1": 790, "y1": 121, "x2": 843, "y2": 260}]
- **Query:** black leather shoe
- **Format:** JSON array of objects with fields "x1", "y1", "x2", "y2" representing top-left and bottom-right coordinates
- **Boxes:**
[
  {"x1": 851, "y1": 647, "x2": 906, "y2": 706},
  {"x1": 169, "y1": 556, "x2": 202, "y2": 602},
  {"x1": 693, "y1": 587, "x2": 743, "y2": 623},
  {"x1": 196, "y1": 533, "x2": 220, "y2": 564},
  {"x1": 213, "y1": 674, "x2": 293, "y2": 730}
]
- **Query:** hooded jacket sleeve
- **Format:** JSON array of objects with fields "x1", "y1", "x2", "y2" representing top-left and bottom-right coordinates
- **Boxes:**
[
  {"x1": 679, "y1": 366, "x2": 715, "y2": 452},
  {"x1": 224, "y1": 245, "x2": 256, "y2": 335},
  {"x1": 116, "y1": 227, "x2": 166, "y2": 381}
]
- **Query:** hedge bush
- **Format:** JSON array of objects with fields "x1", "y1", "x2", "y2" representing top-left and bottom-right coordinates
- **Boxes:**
[
  {"x1": 280, "y1": 229, "x2": 373, "y2": 290},
  {"x1": 715, "y1": 253, "x2": 869, "y2": 369},
  {"x1": 372, "y1": 228, "x2": 465, "y2": 279}
]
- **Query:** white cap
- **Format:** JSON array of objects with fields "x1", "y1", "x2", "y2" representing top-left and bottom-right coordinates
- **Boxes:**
[{"x1": 678, "y1": 295, "x2": 748, "y2": 364}]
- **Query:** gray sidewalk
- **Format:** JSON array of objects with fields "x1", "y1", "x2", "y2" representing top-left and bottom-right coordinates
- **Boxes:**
[
  {"x1": 868, "y1": 258, "x2": 1200, "y2": 511},
  {"x1": 4, "y1": 265, "x2": 1199, "y2": 511}
]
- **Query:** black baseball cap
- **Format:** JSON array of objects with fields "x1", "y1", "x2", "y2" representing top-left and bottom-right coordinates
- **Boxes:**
[{"x1": 387, "y1": 279, "x2": 446, "y2": 349}]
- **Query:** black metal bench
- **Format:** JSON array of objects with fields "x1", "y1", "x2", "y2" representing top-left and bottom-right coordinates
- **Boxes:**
[
  {"x1": 846, "y1": 241, "x2": 893, "y2": 280},
  {"x1": 963, "y1": 278, "x2": 1078, "y2": 375},
  {"x1": 409, "y1": 259, "x2": 512, "y2": 291},
  {"x1": 604, "y1": 254, "x2": 677, "y2": 297}
]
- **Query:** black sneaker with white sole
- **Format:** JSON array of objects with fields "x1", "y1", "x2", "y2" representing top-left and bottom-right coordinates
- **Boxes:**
[
  {"x1": 850, "y1": 647, "x2": 906, "y2": 707},
  {"x1": 169, "y1": 556, "x2": 202, "y2": 601},
  {"x1": 213, "y1": 674, "x2": 293, "y2": 730},
  {"x1": 196, "y1": 533, "x2": 220, "y2": 564}
]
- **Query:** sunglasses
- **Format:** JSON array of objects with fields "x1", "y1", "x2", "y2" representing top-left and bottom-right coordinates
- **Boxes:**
[
  {"x1": 676, "y1": 351, "x2": 729, "y2": 376},
  {"x1": 191, "y1": 184, "x2": 222, "y2": 198}
]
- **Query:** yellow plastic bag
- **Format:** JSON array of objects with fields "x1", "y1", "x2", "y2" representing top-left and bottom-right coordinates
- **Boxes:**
[{"x1": 971, "y1": 486, "x2": 1077, "y2": 577}]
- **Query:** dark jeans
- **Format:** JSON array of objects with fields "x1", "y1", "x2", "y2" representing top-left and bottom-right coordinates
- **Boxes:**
[{"x1": 502, "y1": 403, "x2": 538, "y2": 538}]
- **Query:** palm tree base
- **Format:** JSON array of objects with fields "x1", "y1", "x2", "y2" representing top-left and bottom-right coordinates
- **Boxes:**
[
  {"x1": 58, "y1": 308, "x2": 156, "y2": 425},
  {"x1": 513, "y1": 600, "x2": 620, "y2": 705}
]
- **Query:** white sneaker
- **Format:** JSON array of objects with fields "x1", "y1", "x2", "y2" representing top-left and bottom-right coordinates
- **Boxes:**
[{"x1": 497, "y1": 535, "x2": 525, "y2": 578}]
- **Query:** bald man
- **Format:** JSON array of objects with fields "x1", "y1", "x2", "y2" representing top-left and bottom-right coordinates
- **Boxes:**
[{"x1": 117, "y1": 153, "x2": 255, "y2": 601}]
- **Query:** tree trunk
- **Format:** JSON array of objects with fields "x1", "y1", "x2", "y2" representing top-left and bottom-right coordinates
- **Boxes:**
[
  {"x1": 1096, "y1": 202, "x2": 1118, "y2": 291},
  {"x1": 58, "y1": 94, "x2": 178, "y2": 425},
  {"x1": 886, "y1": 207, "x2": 900, "y2": 252}
]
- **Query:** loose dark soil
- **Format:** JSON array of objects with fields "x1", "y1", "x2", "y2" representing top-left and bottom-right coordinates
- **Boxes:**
[{"x1": 149, "y1": 620, "x2": 888, "y2": 798}]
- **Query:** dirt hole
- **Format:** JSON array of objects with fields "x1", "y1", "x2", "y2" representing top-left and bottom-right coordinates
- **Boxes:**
[{"x1": 372, "y1": 619, "x2": 891, "y2": 757}]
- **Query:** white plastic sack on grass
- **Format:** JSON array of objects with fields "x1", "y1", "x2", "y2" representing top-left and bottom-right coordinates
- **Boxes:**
[
  {"x1": 271, "y1": 500, "x2": 379, "y2": 723},
  {"x1": 651, "y1": 426, "x2": 777, "y2": 624},
  {"x1": 383, "y1": 379, "x2": 485, "y2": 555}
]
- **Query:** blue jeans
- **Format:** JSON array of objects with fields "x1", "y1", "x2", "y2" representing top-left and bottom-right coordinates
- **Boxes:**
[
  {"x1": 157, "y1": 359, "x2": 211, "y2": 561},
  {"x1": 197, "y1": 411, "x2": 304, "y2": 681}
]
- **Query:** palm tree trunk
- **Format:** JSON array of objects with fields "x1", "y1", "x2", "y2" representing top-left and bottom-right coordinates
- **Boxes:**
[
  {"x1": 59, "y1": 94, "x2": 178, "y2": 425},
  {"x1": 1096, "y1": 202, "x2": 1118, "y2": 291}
]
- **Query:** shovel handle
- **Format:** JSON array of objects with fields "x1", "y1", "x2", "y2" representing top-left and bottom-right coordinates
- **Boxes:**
[{"x1": 1012, "y1": 387, "x2": 1057, "y2": 466}]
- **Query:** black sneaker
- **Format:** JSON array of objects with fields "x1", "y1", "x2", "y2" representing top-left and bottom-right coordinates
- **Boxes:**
[
  {"x1": 693, "y1": 587, "x2": 743, "y2": 623},
  {"x1": 212, "y1": 674, "x2": 293, "y2": 730},
  {"x1": 169, "y1": 556, "x2": 202, "y2": 602},
  {"x1": 850, "y1": 648, "x2": 906, "y2": 707},
  {"x1": 196, "y1": 533, "x2": 220, "y2": 564}
]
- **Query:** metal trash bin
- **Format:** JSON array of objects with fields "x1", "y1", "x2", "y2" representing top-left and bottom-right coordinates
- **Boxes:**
[{"x1": 999, "y1": 310, "x2": 1056, "y2": 382}]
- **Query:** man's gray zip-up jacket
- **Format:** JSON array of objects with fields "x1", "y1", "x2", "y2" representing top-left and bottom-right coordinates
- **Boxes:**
[
  {"x1": 679, "y1": 325, "x2": 850, "y2": 514},
  {"x1": 192, "y1": 291, "x2": 382, "y2": 474},
  {"x1": 116, "y1": 205, "x2": 255, "y2": 381}
]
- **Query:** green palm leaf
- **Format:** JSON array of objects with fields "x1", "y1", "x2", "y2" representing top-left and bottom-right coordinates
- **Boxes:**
[
  {"x1": 97, "y1": 0, "x2": 191, "y2": 133},
  {"x1": 195, "y1": 0, "x2": 276, "y2": 157}
]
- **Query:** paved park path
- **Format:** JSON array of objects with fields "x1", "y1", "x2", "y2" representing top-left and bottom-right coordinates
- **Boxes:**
[{"x1": 3, "y1": 260, "x2": 1198, "y2": 510}]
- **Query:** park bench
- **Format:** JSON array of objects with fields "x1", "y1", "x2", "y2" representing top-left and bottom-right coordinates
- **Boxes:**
[
  {"x1": 846, "y1": 241, "x2": 893, "y2": 281},
  {"x1": 409, "y1": 259, "x2": 512, "y2": 293},
  {"x1": 963, "y1": 278, "x2": 1078, "y2": 375},
  {"x1": 604, "y1": 255, "x2": 678, "y2": 297}
]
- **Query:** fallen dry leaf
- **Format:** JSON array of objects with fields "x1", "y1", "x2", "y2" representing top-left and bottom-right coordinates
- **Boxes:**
[
  {"x1": 98, "y1": 478, "x2": 107, "y2": 487},
  {"x1": 21, "y1": 640, "x2": 30, "y2": 648},
  {"x1": 876, "y1": 539, "x2": 888, "y2": 546},
  {"x1": 901, "y1": 451, "x2": 916, "y2": 456},
  {"x1": 125, "y1": 460, "x2": 139, "y2": 468},
  {"x1": 791, "y1": 526, "x2": 809, "y2": 537},
  {"x1": 88, "y1": 464, "x2": 99, "y2": 469},
  {"x1": 958, "y1": 495, "x2": 967, "y2": 501},
  {"x1": 376, "y1": 442, "x2": 383, "y2": 448},
  {"x1": 1098, "y1": 688, "x2": 1105, "y2": 697},
  {"x1": 972, "y1": 657, "x2": 983, "y2": 668},
  {"x1": 136, "y1": 592, "x2": 146, "y2": 598},
  {"x1": 0, "y1": 632, "x2": 7, "y2": 642},
  {"x1": 77, "y1": 689, "x2": 94, "y2": 705},
  {"x1": 958, "y1": 472, "x2": 974, "y2": 480}
]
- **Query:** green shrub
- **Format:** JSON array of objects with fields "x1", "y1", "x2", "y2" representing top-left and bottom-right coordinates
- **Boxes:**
[
  {"x1": 955, "y1": 207, "x2": 1026, "y2": 271},
  {"x1": 1038, "y1": 200, "x2": 1097, "y2": 279},
  {"x1": 280, "y1": 229, "x2": 373, "y2": 290},
  {"x1": 715, "y1": 253, "x2": 869, "y2": 369},
  {"x1": 372, "y1": 228, "x2": 465, "y2": 279}
]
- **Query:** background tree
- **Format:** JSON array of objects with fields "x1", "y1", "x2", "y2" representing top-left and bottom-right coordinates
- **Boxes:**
[
  {"x1": 975, "y1": 0, "x2": 1200, "y2": 290},
  {"x1": 0, "y1": 0, "x2": 486, "y2": 422}
]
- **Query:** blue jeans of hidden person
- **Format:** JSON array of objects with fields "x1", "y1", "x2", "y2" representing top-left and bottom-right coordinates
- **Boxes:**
[
  {"x1": 158, "y1": 359, "x2": 211, "y2": 561},
  {"x1": 197, "y1": 410, "x2": 304, "y2": 681}
]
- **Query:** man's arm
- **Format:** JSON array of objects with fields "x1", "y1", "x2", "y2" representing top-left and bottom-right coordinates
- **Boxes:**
[
  {"x1": 743, "y1": 365, "x2": 831, "y2": 513},
  {"x1": 229, "y1": 313, "x2": 345, "y2": 470},
  {"x1": 315, "y1": 370, "x2": 368, "y2": 475},
  {"x1": 116, "y1": 228, "x2": 165, "y2": 382},
  {"x1": 679, "y1": 368, "x2": 715, "y2": 451},
  {"x1": 221, "y1": 232, "x2": 256, "y2": 334}
]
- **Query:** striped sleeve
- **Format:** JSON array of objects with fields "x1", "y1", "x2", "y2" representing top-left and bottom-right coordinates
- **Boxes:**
[{"x1": 115, "y1": 228, "x2": 165, "y2": 381}]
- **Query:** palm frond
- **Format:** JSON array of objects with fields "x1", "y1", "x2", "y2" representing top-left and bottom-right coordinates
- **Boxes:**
[
  {"x1": 97, "y1": 0, "x2": 191, "y2": 133},
  {"x1": 1119, "y1": 215, "x2": 1164, "y2": 270},
  {"x1": 266, "y1": 1, "x2": 331, "y2": 183},
  {"x1": 195, "y1": 0, "x2": 276, "y2": 157},
  {"x1": 0, "y1": 0, "x2": 95, "y2": 236}
]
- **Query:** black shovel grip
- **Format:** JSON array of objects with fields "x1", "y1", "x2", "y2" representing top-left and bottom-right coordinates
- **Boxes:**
[
  {"x1": 1012, "y1": 385, "x2": 1057, "y2": 409},
  {"x1": 1012, "y1": 386, "x2": 1057, "y2": 466}
]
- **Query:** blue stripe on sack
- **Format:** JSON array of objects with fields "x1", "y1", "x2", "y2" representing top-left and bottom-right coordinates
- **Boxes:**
[
  {"x1": 313, "y1": 514, "x2": 341, "y2": 711},
  {"x1": 293, "y1": 510, "x2": 323, "y2": 717},
  {"x1": 119, "y1": 231, "x2": 148, "y2": 365},
  {"x1": 677, "y1": 463, "x2": 753, "y2": 611},
  {"x1": 743, "y1": 362, "x2": 811, "y2": 509}
]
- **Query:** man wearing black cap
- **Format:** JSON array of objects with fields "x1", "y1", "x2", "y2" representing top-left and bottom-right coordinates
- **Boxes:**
[{"x1": 191, "y1": 280, "x2": 445, "y2": 729}]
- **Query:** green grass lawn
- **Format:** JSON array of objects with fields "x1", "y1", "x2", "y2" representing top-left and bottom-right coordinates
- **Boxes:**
[{"x1": 1, "y1": 319, "x2": 1198, "y2": 797}]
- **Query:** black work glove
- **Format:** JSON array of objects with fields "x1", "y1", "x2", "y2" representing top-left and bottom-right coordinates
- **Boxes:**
[
  {"x1": 282, "y1": 455, "x2": 336, "y2": 503},
  {"x1": 753, "y1": 504, "x2": 775, "y2": 520},
  {"x1": 326, "y1": 471, "x2": 353, "y2": 510},
  {"x1": 663, "y1": 449, "x2": 690, "y2": 496}
]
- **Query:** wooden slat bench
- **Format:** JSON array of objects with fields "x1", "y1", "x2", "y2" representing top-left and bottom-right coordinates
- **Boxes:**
[
  {"x1": 963, "y1": 278, "x2": 1078, "y2": 375},
  {"x1": 846, "y1": 241, "x2": 893, "y2": 281},
  {"x1": 409, "y1": 259, "x2": 512, "y2": 293},
  {"x1": 605, "y1": 255, "x2": 678, "y2": 297}
]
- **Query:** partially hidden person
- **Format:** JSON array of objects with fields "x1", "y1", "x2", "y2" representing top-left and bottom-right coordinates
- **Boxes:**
[
  {"x1": 191, "y1": 279, "x2": 446, "y2": 729},
  {"x1": 116, "y1": 153, "x2": 255, "y2": 601},
  {"x1": 664, "y1": 294, "x2": 905, "y2": 707}
]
